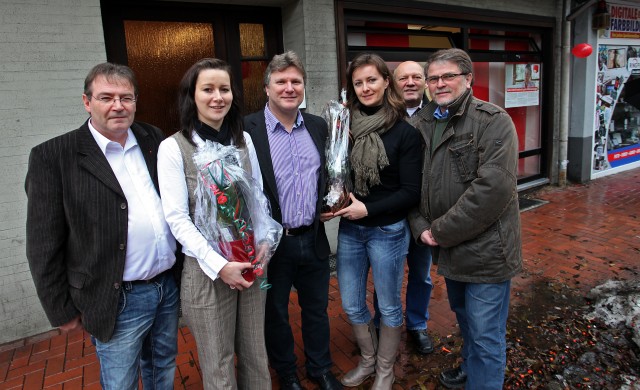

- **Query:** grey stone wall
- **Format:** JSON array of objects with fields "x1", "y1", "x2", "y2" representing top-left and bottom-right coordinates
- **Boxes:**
[{"x1": 0, "y1": 0, "x2": 106, "y2": 344}]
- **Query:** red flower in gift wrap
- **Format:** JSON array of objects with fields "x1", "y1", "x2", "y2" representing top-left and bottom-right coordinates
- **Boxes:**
[
  {"x1": 201, "y1": 161, "x2": 259, "y2": 283},
  {"x1": 194, "y1": 142, "x2": 283, "y2": 290}
]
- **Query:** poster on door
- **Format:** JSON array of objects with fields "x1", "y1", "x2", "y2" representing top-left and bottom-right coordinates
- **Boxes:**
[{"x1": 505, "y1": 63, "x2": 540, "y2": 108}]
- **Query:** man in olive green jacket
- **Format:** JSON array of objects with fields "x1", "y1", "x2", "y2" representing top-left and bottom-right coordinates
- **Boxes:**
[{"x1": 408, "y1": 48, "x2": 522, "y2": 390}]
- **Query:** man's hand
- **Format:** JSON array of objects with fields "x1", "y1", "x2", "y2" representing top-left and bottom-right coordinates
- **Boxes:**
[
  {"x1": 420, "y1": 229, "x2": 439, "y2": 246},
  {"x1": 219, "y1": 262, "x2": 254, "y2": 291},
  {"x1": 59, "y1": 316, "x2": 83, "y2": 333}
]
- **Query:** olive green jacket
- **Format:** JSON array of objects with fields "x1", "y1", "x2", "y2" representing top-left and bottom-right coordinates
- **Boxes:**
[{"x1": 408, "y1": 90, "x2": 522, "y2": 283}]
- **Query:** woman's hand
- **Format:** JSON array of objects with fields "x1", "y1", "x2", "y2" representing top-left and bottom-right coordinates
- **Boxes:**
[
  {"x1": 320, "y1": 212, "x2": 336, "y2": 222},
  {"x1": 219, "y1": 262, "x2": 254, "y2": 291},
  {"x1": 334, "y1": 193, "x2": 368, "y2": 221}
]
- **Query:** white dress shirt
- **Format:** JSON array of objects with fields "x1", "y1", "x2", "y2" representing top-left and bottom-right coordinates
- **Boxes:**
[
  {"x1": 406, "y1": 101, "x2": 423, "y2": 117},
  {"x1": 88, "y1": 121, "x2": 177, "y2": 281},
  {"x1": 157, "y1": 132, "x2": 263, "y2": 281}
]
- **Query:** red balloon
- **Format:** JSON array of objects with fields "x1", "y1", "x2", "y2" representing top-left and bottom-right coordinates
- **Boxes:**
[{"x1": 572, "y1": 43, "x2": 593, "y2": 58}]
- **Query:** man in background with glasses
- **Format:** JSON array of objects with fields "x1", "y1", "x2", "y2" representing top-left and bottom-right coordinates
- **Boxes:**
[
  {"x1": 408, "y1": 48, "x2": 522, "y2": 389},
  {"x1": 25, "y1": 62, "x2": 179, "y2": 389}
]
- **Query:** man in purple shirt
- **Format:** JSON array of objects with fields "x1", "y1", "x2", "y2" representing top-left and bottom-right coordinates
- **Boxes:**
[{"x1": 244, "y1": 51, "x2": 340, "y2": 390}]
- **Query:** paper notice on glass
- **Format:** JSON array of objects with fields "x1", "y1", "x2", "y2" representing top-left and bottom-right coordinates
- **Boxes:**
[
  {"x1": 505, "y1": 87, "x2": 539, "y2": 108},
  {"x1": 505, "y1": 63, "x2": 540, "y2": 108}
]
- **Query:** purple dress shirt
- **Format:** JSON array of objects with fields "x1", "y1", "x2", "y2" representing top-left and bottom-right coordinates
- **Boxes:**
[{"x1": 264, "y1": 105, "x2": 320, "y2": 229}]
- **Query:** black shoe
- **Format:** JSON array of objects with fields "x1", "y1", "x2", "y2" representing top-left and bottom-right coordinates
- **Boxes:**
[
  {"x1": 280, "y1": 373, "x2": 303, "y2": 390},
  {"x1": 408, "y1": 329, "x2": 434, "y2": 354},
  {"x1": 309, "y1": 371, "x2": 343, "y2": 390},
  {"x1": 439, "y1": 366, "x2": 467, "y2": 389}
]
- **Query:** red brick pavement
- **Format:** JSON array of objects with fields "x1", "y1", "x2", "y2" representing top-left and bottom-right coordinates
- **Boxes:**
[{"x1": 1, "y1": 168, "x2": 639, "y2": 389}]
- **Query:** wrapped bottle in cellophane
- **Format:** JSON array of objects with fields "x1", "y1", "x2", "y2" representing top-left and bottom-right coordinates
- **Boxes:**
[{"x1": 322, "y1": 89, "x2": 352, "y2": 213}]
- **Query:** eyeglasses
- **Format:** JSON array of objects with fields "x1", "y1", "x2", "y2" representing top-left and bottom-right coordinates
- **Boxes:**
[
  {"x1": 88, "y1": 95, "x2": 137, "y2": 106},
  {"x1": 426, "y1": 73, "x2": 468, "y2": 85}
]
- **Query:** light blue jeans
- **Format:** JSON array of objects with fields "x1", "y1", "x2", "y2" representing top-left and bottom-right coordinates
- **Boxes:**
[
  {"x1": 93, "y1": 271, "x2": 179, "y2": 390},
  {"x1": 445, "y1": 278, "x2": 511, "y2": 390},
  {"x1": 337, "y1": 219, "x2": 409, "y2": 328}
]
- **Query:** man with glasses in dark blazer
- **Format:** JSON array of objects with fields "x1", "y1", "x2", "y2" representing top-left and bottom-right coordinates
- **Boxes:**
[{"x1": 25, "y1": 62, "x2": 179, "y2": 390}]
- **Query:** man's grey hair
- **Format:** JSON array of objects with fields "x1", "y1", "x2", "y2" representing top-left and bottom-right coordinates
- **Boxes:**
[
  {"x1": 84, "y1": 62, "x2": 138, "y2": 96},
  {"x1": 424, "y1": 48, "x2": 474, "y2": 82},
  {"x1": 264, "y1": 50, "x2": 307, "y2": 86}
]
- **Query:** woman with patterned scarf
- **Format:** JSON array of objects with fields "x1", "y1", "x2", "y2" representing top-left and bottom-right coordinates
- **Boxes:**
[{"x1": 323, "y1": 53, "x2": 422, "y2": 389}]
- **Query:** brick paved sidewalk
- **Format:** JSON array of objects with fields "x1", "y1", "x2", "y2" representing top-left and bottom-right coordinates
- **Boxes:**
[{"x1": 1, "y1": 168, "x2": 639, "y2": 389}]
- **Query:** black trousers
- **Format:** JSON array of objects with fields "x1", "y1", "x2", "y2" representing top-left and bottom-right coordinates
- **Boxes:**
[{"x1": 264, "y1": 230, "x2": 333, "y2": 378}]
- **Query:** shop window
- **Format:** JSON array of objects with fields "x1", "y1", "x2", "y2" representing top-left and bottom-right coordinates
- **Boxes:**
[{"x1": 337, "y1": 2, "x2": 552, "y2": 184}]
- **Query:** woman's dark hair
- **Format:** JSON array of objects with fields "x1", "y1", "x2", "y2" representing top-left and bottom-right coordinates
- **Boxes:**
[
  {"x1": 178, "y1": 58, "x2": 245, "y2": 148},
  {"x1": 346, "y1": 53, "x2": 405, "y2": 128}
]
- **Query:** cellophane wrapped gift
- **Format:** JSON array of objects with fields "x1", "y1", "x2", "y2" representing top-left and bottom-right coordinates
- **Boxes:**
[
  {"x1": 322, "y1": 89, "x2": 352, "y2": 213},
  {"x1": 193, "y1": 141, "x2": 282, "y2": 287}
]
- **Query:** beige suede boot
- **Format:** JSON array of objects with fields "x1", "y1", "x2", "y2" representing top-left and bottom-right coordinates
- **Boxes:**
[
  {"x1": 341, "y1": 321, "x2": 378, "y2": 387},
  {"x1": 370, "y1": 324, "x2": 401, "y2": 390}
]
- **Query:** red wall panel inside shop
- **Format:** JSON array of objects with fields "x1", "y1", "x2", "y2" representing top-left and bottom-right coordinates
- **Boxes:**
[
  {"x1": 366, "y1": 22, "x2": 410, "y2": 47},
  {"x1": 469, "y1": 29, "x2": 490, "y2": 102}
]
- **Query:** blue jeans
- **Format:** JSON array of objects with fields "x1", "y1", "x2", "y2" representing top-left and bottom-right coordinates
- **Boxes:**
[
  {"x1": 445, "y1": 278, "x2": 511, "y2": 390},
  {"x1": 337, "y1": 219, "x2": 409, "y2": 328},
  {"x1": 93, "y1": 271, "x2": 179, "y2": 390},
  {"x1": 265, "y1": 230, "x2": 333, "y2": 378},
  {"x1": 374, "y1": 240, "x2": 433, "y2": 330},
  {"x1": 406, "y1": 241, "x2": 433, "y2": 330}
]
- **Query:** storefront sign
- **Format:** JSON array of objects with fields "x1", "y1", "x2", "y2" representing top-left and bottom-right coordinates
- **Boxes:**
[
  {"x1": 608, "y1": 145, "x2": 640, "y2": 167},
  {"x1": 602, "y1": 4, "x2": 640, "y2": 39}
]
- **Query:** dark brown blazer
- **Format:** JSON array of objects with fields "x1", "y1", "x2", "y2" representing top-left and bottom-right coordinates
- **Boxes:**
[
  {"x1": 25, "y1": 120, "x2": 165, "y2": 342},
  {"x1": 244, "y1": 110, "x2": 330, "y2": 259}
]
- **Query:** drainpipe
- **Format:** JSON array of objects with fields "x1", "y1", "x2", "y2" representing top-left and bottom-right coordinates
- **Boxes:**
[{"x1": 558, "y1": 0, "x2": 571, "y2": 186}]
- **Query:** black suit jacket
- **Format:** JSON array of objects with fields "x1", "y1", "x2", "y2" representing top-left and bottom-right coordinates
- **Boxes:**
[
  {"x1": 244, "y1": 110, "x2": 330, "y2": 259},
  {"x1": 25, "y1": 120, "x2": 165, "y2": 342}
]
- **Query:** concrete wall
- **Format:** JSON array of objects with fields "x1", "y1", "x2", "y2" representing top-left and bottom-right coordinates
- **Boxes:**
[
  {"x1": 0, "y1": 0, "x2": 106, "y2": 344},
  {"x1": 282, "y1": 0, "x2": 340, "y2": 114},
  {"x1": 282, "y1": 0, "x2": 341, "y2": 250},
  {"x1": 568, "y1": 5, "x2": 599, "y2": 183}
]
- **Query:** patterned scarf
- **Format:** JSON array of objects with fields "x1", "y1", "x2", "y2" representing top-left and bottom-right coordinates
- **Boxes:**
[{"x1": 349, "y1": 108, "x2": 391, "y2": 196}]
